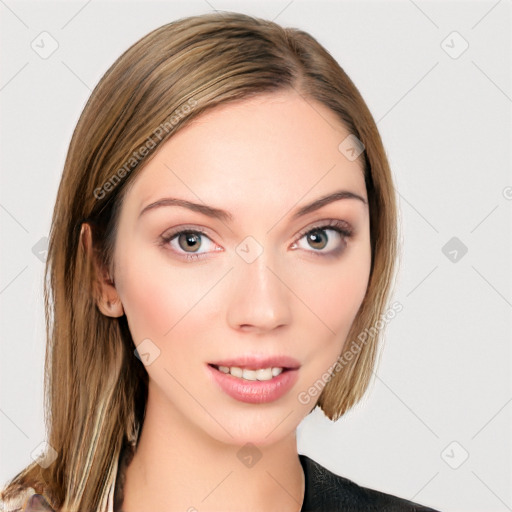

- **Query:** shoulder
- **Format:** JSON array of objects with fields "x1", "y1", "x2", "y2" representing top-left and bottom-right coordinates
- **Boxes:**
[
  {"x1": 299, "y1": 454, "x2": 441, "y2": 512},
  {"x1": 0, "y1": 487, "x2": 55, "y2": 512}
]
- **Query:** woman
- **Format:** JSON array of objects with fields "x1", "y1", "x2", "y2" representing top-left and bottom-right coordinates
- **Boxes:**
[{"x1": 1, "y1": 11, "x2": 441, "y2": 512}]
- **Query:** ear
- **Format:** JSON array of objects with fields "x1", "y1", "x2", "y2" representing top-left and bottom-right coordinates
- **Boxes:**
[{"x1": 80, "y1": 222, "x2": 124, "y2": 318}]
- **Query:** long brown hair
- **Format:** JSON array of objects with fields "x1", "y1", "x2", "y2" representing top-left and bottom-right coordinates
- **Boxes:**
[{"x1": 1, "y1": 11, "x2": 397, "y2": 511}]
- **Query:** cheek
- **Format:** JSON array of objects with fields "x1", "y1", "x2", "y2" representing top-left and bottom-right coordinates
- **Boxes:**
[
  {"x1": 325, "y1": 263, "x2": 369, "y2": 333},
  {"x1": 293, "y1": 249, "x2": 371, "y2": 392},
  {"x1": 297, "y1": 244, "x2": 371, "y2": 337},
  {"x1": 114, "y1": 245, "x2": 216, "y2": 344},
  {"x1": 115, "y1": 232, "x2": 371, "y2": 354}
]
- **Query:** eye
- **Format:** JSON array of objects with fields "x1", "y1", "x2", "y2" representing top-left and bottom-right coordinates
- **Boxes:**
[
  {"x1": 290, "y1": 220, "x2": 353, "y2": 257},
  {"x1": 159, "y1": 228, "x2": 221, "y2": 261}
]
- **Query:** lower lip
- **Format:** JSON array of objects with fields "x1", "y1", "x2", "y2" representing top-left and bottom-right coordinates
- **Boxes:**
[{"x1": 206, "y1": 365, "x2": 299, "y2": 404}]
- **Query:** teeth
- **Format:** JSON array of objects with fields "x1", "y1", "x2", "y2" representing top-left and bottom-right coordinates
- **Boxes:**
[
  {"x1": 216, "y1": 365, "x2": 284, "y2": 381},
  {"x1": 243, "y1": 369, "x2": 257, "y2": 380},
  {"x1": 230, "y1": 366, "x2": 243, "y2": 378},
  {"x1": 256, "y1": 368, "x2": 272, "y2": 380}
]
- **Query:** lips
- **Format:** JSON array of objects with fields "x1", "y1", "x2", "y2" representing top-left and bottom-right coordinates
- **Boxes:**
[{"x1": 206, "y1": 355, "x2": 301, "y2": 404}]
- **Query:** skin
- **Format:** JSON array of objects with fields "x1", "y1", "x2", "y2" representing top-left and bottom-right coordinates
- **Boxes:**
[{"x1": 89, "y1": 89, "x2": 371, "y2": 512}]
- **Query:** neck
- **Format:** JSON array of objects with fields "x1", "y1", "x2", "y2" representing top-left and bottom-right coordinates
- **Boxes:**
[{"x1": 120, "y1": 383, "x2": 305, "y2": 512}]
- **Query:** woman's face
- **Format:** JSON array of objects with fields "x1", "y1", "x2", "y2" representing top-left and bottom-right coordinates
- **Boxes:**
[{"x1": 110, "y1": 90, "x2": 371, "y2": 446}]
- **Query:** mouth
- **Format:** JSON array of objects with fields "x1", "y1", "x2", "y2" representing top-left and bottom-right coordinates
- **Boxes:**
[
  {"x1": 208, "y1": 363, "x2": 291, "y2": 381},
  {"x1": 206, "y1": 358, "x2": 301, "y2": 404}
]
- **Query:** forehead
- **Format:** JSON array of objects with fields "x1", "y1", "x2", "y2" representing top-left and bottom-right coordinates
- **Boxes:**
[{"x1": 125, "y1": 90, "x2": 366, "y2": 213}]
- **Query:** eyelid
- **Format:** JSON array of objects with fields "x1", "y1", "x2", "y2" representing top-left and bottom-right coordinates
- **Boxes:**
[
  {"x1": 293, "y1": 218, "x2": 354, "y2": 240},
  {"x1": 161, "y1": 223, "x2": 217, "y2": 241}
]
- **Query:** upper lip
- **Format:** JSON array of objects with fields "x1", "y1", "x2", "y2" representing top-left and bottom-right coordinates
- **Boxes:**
[{"x1": 209, "y1": 355, "x2": 301, "y2": 370}]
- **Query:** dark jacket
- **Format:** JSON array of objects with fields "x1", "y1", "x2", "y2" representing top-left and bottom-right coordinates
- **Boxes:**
[{"x1": 299, "y1": 454, "x2": 441, "y2": 511}]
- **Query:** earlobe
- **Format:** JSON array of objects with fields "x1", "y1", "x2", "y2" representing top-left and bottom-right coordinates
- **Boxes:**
[
  {"x1": 97, "y1": 292, "x2": 125, "y2": 318},
  {"x1": 80, "y1": 222, "x2": 125, "y2": 318}
]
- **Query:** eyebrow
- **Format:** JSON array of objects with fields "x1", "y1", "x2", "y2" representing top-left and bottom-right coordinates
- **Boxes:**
[{"x1": 138, "y1": 189, "x2": 368, "y2": 223}]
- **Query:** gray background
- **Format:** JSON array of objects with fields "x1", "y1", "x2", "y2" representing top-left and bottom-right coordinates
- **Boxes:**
[{"x1": 1, "y1": 1, "x2": 511, "y2": 511}]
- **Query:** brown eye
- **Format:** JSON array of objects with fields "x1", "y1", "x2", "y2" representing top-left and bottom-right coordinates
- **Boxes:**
[
  {"x1": 178, "y1": 232, "x2": 202, "y2": 252},
  {"x1": 160, "y1": 228, "x2": 222, "y2": 262},
  {"x1": 291, "y1": 221, "x2": 352, "y2": 257},
  {"x1": 306, "y1": 229, "x2": 328, "y2": 250}
]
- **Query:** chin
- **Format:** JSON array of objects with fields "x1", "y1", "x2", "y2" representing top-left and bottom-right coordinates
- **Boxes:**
[{"x1": 194, "y1": 401, "x2": 307, "y2": 449}]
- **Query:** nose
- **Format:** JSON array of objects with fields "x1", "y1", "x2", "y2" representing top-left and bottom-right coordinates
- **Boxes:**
[{"x1": 226, "y1": 249, "x2": 292, "y2": 334}]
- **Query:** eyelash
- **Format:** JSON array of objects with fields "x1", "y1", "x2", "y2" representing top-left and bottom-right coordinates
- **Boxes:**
[{"x1": 158, "y1": 219, "x2": 353, "y2": 262}]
